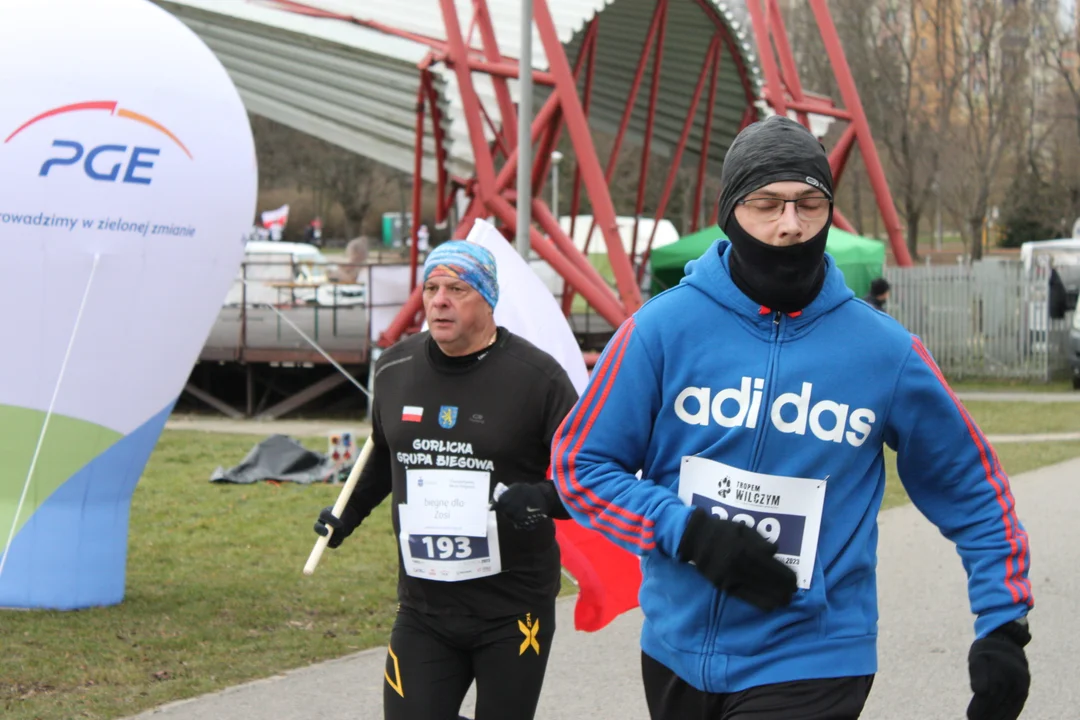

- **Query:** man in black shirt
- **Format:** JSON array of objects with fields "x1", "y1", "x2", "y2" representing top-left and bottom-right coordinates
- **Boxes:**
[{"x1": 314, "y1": 240, "x2": 579, "y2": 720}]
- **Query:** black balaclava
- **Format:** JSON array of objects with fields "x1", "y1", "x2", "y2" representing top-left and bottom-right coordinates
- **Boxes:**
[{"x1": 716, "y1": 116, "x2": 834, "y2": 313}]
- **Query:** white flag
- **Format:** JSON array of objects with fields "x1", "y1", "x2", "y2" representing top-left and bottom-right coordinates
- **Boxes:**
[
  {"x1": 455, "y1": 219, "x2": 590, "y2": 394},
  {"x1": 261, "y1": 203, "x2": 289, "y2": 229}
]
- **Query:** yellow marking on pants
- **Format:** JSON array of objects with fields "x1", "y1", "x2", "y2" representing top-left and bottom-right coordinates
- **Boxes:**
[
  {"x1": 518, "y1": 613, "x2": 541, "y2": 656},
  {"x1": 385, "y1": 643, "x2": 404, "y2": 697}
]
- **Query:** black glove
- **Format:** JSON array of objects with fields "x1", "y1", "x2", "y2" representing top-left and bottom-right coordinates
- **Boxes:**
[
  {"x1": 967, "y1": 619, "x2": 1031, "y2": 720},
  {"x1": 677, "y1": 507, "x2": 797, "y2": 612},
  {"x1": 313, "y1": 505, "x2": 361, "y2": 549},
  {"x1": 492, "y1": 482, "x2": 559, "y2": 530}
]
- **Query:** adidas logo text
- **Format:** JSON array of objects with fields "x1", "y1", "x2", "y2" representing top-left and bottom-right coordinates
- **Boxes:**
[{"x1": 673, "y1": 377, "x2": 875, "y2": 447}]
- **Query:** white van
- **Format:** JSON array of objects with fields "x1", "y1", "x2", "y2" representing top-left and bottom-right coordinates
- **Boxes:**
[
  {"x1": 1020, "y1": 238, "x2": 1080, "y2": 281},
  {"x1": 1069, "y1": 294, "x2": 1080, "y2": 389},
  {"x1": 1020, "y1": 239, "x2": 1080, "y2": 334}
]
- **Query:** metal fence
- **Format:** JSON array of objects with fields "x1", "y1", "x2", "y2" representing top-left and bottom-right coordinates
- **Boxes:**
[
  {"x1": 201, "y1": 258, "x2": 419, "y2": 365},
  {"x1": 884, "y1": 260, "x2": 1073, "y2": 381}
]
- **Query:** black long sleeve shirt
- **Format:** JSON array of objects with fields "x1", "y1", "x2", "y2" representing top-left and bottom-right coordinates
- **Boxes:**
[{"x1": 346, "y1": 328, "x2": 579, "y2": 618}]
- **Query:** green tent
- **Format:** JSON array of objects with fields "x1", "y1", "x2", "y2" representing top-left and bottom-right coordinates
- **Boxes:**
[{"x1": 648, "y1": 225, "x2": 886, "y2": 298}]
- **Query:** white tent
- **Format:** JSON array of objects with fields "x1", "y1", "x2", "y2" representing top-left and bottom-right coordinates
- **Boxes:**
[{"x1": 556, "y1": 215, "x2": 681, "y2": 257}]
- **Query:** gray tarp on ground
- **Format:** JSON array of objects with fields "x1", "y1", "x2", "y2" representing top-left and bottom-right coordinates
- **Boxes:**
[{"x1": 210, "y1": 434, "x2": 344, "y2": 485}]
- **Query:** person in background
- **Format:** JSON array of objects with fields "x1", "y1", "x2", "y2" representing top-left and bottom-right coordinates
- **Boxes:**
[
  {"x1": 305, "y1": 216, "x2": 324, "y2": 247},
  {"x1": 328, "y1": 237, "x2": 369, "y2": 284},
  {"x1": 418, "y1": 224, "x2": 431, "y2": 253},
  {"x1": 1048, "y1": 259, "x2": 1067, "y2": 321},
  {"x1": 864, "y1": 277, "x2": 890, "y2": 312}
]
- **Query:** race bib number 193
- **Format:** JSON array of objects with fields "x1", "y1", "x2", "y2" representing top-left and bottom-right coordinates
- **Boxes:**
[
  {"x1": 398, "y1": 505, "x2": 502, "y2": 582},
  {"x1": 406, "y1": 534, "x2": 489, "y2": 561}
]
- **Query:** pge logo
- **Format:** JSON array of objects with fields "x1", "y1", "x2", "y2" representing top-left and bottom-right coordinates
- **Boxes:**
[{"x1": 4, "y1": 100, "x2": 192, "y2": 185}]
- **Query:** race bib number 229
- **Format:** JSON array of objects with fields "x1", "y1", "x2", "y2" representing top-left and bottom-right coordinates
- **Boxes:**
[
  {"x1": 678, "y1": 456, "x2": 826, "y2": 590},
  {"x1": 689, "y1": 494, "x2": 806, "y2": 557}
]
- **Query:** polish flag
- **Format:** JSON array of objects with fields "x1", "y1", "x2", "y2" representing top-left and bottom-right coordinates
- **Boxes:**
[
  {"x1": 401, "y1": 406, "x2": 423, "y2": 423},
  {"x1": 463, "y1": 219, "x2": 640, "y2": 632},
  {"x1": 260, "y1": 203, "x2": 289, "y2": 229}
]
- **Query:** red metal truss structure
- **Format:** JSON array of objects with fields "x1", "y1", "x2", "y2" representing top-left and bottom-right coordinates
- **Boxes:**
[
  {"x1": 744, "y1": 0, "x2": 912, "y2": 267},
  {"x1": 269, "y1": 0, "x2": 913, "y2": 349}
]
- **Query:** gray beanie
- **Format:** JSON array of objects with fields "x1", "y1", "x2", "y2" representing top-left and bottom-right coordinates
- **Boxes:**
[{"x1": 717, "y1": 115, "x2": 834, "y2": 230}]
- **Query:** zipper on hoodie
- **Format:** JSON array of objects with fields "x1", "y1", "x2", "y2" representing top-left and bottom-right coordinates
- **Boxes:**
[
  {"x1": 701, "y1": 309, "x2": 785, "y2": 690},
  {"x1": 748, "y1": 310, "x2": 784, "y2": 472}
]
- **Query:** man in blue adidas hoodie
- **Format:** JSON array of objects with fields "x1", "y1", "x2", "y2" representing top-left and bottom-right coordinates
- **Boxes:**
[{"x1": 552, "y1": 116, "x2": 1032, "y2": 720}]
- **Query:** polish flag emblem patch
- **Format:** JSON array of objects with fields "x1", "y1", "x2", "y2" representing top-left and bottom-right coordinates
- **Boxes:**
[{"x1": 402, "y1": 405, "x2": 424, "y2": 423}]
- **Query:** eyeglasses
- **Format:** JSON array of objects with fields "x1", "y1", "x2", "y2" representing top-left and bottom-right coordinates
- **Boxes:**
[{"x1": 736, "y1": 195, "x2": 832, "y2": 222}]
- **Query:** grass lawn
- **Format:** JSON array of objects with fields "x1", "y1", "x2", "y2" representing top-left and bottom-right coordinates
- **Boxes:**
[
  {"x1": 959, "y1": 401, "x2": 1079, "y2": 435},
  {"x1": 4, "y1": 420, "x2": 1080, "y2": 719},
  {"x1": 1, "y1": 432, "x2": 401, "y2": 720},
  {"x1": 950, "y1": 379, "x2": 1074, "y2": 394},
  {"x1": 916, "y1": 233, "x2": 965, "y2": 250}
]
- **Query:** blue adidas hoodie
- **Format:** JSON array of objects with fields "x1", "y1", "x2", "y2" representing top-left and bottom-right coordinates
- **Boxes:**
[{"x1": 552, "y1": 240, "x2": 1032, "y2": 693}]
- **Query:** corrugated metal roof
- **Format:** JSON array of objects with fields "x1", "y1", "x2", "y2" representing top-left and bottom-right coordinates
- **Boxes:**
[
  {"x1": 553, "y1": 0, "x2": 760, "y2": 177},
  {"x1": 154, "y1": 0, "x2": 456, "y2": 181},
  {"x1": 155, "y1": 0, "x2": 761, "y2": 181}
]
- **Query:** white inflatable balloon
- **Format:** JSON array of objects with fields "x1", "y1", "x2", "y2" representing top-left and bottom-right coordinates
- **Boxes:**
[{"x1": 0, "y1": 0, "x2": 256, "y2": 608}]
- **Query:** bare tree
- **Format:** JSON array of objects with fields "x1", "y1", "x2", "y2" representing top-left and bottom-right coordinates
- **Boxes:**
[
  {"x1": 289, "y1": 133, "x2": 389, "y2": 239},
  {"x1": 944, "y1": 0, "x2": 1031, "y2": 259},
  {"x1": 832, "y1": 0, "x2": 965, "y2": 258},
  {"x1": 781, "y1": 0, "x2": 964, "y2": 255},
  {"x1": 1034, "y1": 0, "x2": 1080, "y2": 222},
  {"x1": 251, "y1": 115, "x2": 394, "y2": 239},
  {"x1": 249, "y1": 114, "x2": 298, "y2": 190},
  {"x1": 321, "y1": 154, "x2": 387, "y2": 240}
]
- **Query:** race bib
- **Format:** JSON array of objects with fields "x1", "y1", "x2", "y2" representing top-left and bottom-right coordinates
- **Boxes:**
[
  {"x1": 678, "y1": 456, "x2": 826, "y2": 590},
  {"x1": 405, "y1": 468, "x2": 490, "y2": 537},
  {"x1": 398, "y1": 504, "x2": 502, "y2": 582}
]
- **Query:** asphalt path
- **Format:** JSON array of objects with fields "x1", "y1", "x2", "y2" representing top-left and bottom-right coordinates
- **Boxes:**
[{"x1": 125, "y1": 457, "x2": 1077, "y2": 720}]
